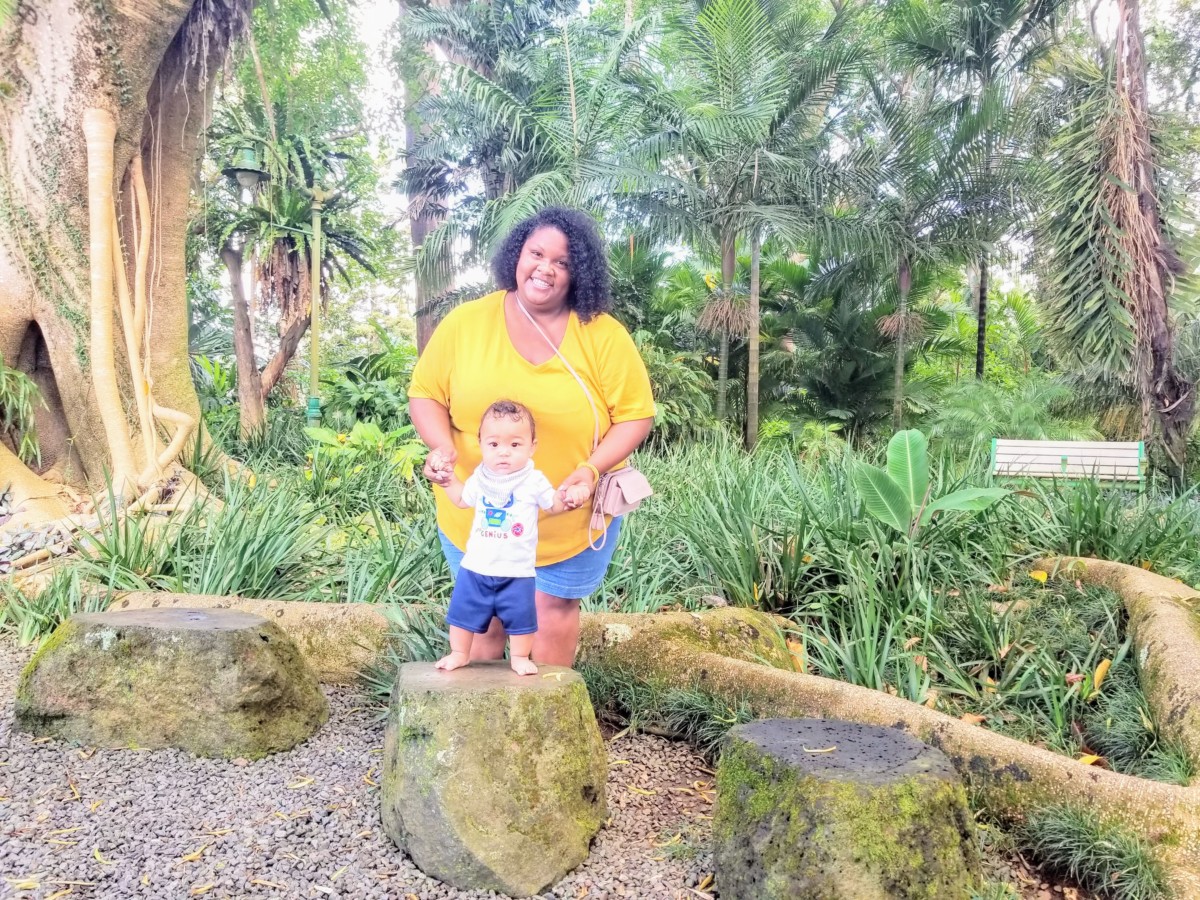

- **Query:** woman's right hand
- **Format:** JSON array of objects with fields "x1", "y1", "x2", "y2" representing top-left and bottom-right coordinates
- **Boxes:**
[{"x1": 423, "y1": 445, "x2": 457, "y2": 486}]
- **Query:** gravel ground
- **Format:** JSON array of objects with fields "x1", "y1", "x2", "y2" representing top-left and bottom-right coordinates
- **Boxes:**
[{"x1": 0, "y1": 638, "x2": 715, "y2": 900}]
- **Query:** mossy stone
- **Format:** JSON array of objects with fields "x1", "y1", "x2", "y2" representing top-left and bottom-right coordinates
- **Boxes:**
[
  {"x1": 14, "y1": 608, "x2": 328, "y2": 759},
  {"x1": 714, "y1": 718, "x2": 979, "y2": 900},
  {"x1": 381, "y1": 661, "x2": 607, "y2": 897}
]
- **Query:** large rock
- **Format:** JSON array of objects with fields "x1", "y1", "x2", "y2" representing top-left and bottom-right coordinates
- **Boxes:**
[
  {"x1": 15, "y1": 608, "x2": 328, "y2": 758},
  {"x1": 714, "y1": 718, "x2": 979, "y2": 900},
  {"x1": 382, "y1": 661, "x2": 607, "y2": 897}
]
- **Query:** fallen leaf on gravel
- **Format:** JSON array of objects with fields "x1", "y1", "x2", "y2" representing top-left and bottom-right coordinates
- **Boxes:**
[
  {"x1": 654, "y1": 834, "x2": 682, "y2": 847},
  {"x1": 802, "y1": 746, "x2": 836, "y2": 753},
  {"x1": 289, "y1": 809, "x2": 310, "y2": 820},
  {"x1": 670, "y1": 787, "x2": 696, "y2": 795},
  {"x1": 92, "y1": 847, "x2": 114, "y2": 865},
  {"x1": 5, "y1": 874, "x2": 47, "y2": 890},
  {"x1": 179, "y1": 844, "x2": 209, "y2": 863},
  {"x1": 251, "y1": 880, "x2": 285, "y2": 889},
  {"x1": 363, "y1": 770, "x2": 378, "y2": 787},
  {"x1": 355, "y1": 829, "x2": 371, "y2": 838},
  {"x1": 141, "y1": 874, "x2": 149, "y2": 886},
  {"x1": 88, "y1": 801, "x2": 102, "y2": 812},
  {"x1": 405, "y1": 894, "x2": 418, "y2": 900},
  {"x1": 204, "y1": 829, "x2": 231, "y2": 837},
  {"x1": 46, "y1": 839, "x2": 78, "y2": 846},
  {"x1": 628, "y1": 786, "x2": 658, "y2": 796},
  {"x1": 331, "y1": 866, "x2": 348, "y2": 881},
  {"x1": 68, "y1": 781, "x2": 80, "y2": 801},
  {"x1": 288, "y1": 776, "x2": 315, "y2": 789},
  {"x1": 44, "y1": 889, "x2": 72, "y2": 900},
  {"x1": 610, "y1": 759, "x2": 631, "y2": 766},
  {"x1": 189, "y1": 884, "x2": 213, "y2": 895},
  {"x1": 697, "y1": 873, "x2": 714, "y2": 891},
  {"x1": 48, "y1": 827, "x2": 79, "y2": 836}
]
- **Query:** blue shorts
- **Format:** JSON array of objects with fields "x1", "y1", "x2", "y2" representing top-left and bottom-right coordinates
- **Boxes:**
[
  {"x1": 438, "y1": 517, "x2": 622, "y2": 601},
  {"x1": 447, "y1": 569, "x2": 537, "y2": 635}
]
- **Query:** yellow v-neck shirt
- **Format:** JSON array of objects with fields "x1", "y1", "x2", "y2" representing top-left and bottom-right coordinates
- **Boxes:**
[{"x1": 409, "y1": 291, "x2": 655, "y2": 565}]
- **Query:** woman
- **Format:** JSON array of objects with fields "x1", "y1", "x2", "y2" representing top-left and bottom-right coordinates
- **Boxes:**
[{"x1": 409, "y1": 207, "x2": 654, "y2": 667}]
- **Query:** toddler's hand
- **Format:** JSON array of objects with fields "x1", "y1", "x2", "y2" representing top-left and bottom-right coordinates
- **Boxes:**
[
  {"x1": 563, "y1": 483, "x2": 592, "y2": 509},
  {"x1": 423, "y1": 446, "x2": 457, "y2": 486}
]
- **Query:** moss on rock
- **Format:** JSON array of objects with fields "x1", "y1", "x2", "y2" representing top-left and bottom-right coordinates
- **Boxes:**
[
  {"x1": 714, "y1": 720, "x2": 978, "y2": 900},
  {"x1": 381, "y1": 661, "x2": 607, "y2": 897},
  {"x1": 14, "y1": 608, "x2": 328, "y2": 759}
]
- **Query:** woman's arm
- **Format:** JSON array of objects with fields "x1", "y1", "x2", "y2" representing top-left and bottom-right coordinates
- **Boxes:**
[
  {"x1": 410, "y1": 397, "x2": 457, "y2": 486},
  {"x1": 558, "y1": 417, "x2": 654, "y2": 496}
]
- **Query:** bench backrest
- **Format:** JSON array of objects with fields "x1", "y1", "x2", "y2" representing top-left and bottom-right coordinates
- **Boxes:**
[{"x1": 990, "y1": 439, "x2": 1145, "y2": 483}]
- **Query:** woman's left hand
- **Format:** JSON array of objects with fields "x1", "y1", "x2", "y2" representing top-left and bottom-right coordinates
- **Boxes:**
[{"x1": 558, "y1": 467, "x2": 596, "y2": 509}]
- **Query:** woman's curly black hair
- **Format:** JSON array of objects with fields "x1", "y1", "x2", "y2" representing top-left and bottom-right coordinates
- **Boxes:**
[{"x1": 490, "y1": 206, "x2": 612, "y2": 322}]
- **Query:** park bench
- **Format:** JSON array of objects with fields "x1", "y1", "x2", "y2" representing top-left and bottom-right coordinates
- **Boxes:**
[{"x1": 990, "y1": 438, "x2": 1146, "y2": 487}]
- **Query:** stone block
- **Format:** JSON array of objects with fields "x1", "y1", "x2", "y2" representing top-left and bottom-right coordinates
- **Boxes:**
[
  {"x1": 15, "y1": 608, "x2": 328, "y2": 758},
  {"x1": 714, "y1": 718, "x2": 979, "y2": 899},
  {"x1": 382, "y1": 661, "x2": 606, "y2": 897}
]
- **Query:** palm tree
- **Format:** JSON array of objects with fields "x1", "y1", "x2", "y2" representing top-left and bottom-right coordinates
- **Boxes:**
[
  {"x1": 813, "y1": 75, "x2": 992, "y2": 429},
  {"x1": 636, "y1": 0, "x2": 860, "y2": 440},
  {"x1": 1036, "y1": 19, "x2": 1196, "y2": 481},
  {"x1": 894, "y1": 0, "x2": 1068, "y2": 380},
  {"x1": 402, "y1": 4, "x2": 656, "y2": 311}
]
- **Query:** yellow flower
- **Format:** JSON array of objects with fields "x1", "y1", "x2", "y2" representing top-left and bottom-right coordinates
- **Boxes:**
[
  {"x1": 1029, "y1": 570, "x2": 1048, "y2": 584},
  {"x1": 337, "y1": 433, "x2": 348, "y2": 443}
]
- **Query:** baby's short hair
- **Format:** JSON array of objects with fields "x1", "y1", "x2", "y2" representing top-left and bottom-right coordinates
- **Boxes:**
[{"x1": 480, "y1": 399, "x2": 537, "y2": 440}]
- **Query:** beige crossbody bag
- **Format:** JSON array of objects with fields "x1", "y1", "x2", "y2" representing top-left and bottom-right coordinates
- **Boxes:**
[{"x1": 514, "y1": 298, "x2": 653, "y2": 550}]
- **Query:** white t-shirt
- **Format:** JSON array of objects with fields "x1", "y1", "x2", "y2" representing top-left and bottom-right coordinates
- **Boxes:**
[{"x1": 461, "y1": 465, "x2": 557, "y2": 578}]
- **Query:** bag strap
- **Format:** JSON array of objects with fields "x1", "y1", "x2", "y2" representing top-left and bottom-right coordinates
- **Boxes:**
[{"x1": 514, "y1": 296, "x2": 600, "y2": 452}]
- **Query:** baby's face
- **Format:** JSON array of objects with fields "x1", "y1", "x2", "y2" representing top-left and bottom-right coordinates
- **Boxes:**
[{"x1": 479, "y1": 415, "x2": 535, "y2": 474}]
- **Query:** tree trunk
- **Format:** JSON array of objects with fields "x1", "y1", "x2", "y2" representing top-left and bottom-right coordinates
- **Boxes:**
[
  {"x1": 259, "y1": 313, "x2": 310, "y2": 400},
  {"x1": 746, "y1": 228, "x2": 761, "y2": 450},
  {"x1": 0, "y1": 1, "x2": 244, "y2": 496},
  {"x1": 222, "y1": 242, "x2": 265, "y2": 439},
  {"x1": 975, "y1": 253, "x2": 988, "y2": 380},
  {"x1": 399, "y1": 0, "x2": 448, "y2": 354},
  {"x1": 1118, "y1": 0, "x2": 1195, "y2": 484},
  {"x1": 892, "y1": 259, "x2": 911, "y2": 431},
  {"x1": 716, "y1": 229, "x2": 736, "y2": 421}
]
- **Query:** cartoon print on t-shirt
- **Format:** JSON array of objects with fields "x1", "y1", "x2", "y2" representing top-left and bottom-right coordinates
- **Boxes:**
[{"x1": 482, "y1": 493, "x2": 515, "y2": 528}]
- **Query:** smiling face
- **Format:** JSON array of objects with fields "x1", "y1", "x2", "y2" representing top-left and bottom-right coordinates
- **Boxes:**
[
  {"x1": 478, "y1": 411, "x2": 536, "y2": 474},
  {"x1": 513, "y1": 226, "x2": 571, "y2": 313}
]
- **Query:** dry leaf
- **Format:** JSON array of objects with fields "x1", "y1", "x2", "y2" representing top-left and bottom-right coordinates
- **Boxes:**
[
  {"x1": 179, "y1": 844, "x2": 209, "y2": 863},
  {"x1": 251, "y1": 880, "x2": 285, "y2": 889},
  {"x1": 960, "y1": 713, "x2": 987, "y2": 726},
  {"x1": 1029, "y1": 570, "x2": 1048, "y2": 583},
  {"x1": 913, "y1": 654, "x2": 928, "y2": 672},
  {"x1": 45, "y1": 890, "x2": 73, "y2": 900},
  {"x1": 923, "y1": 689, "x2": 940, "y2": 709},
  {"x1": 331, "y1": 866, "x2": 348, "y2": 881},
  {"x1": 628, "y1": 786, "x2": 657, "y2": 796},
  {"x1": 786, "y1": 639, "x2": 806, "y2": 672},
  {"x1": 697, "y1": 873, "x2": 715, "y2": 891},
  {"x1": 802, "y1": 746, "x2": 837, "y2": 753},
  {"x1": 1092, "y1": 659, "x2": 1112, "y2": 692},
  {"x1": 1065, "y1": 673, "x2": 1085, "y2": 685},
  {"x1": 903, "y1": 636, "x2": 921, "y2": 651},
  {"x1": 204, "y1": 829, "x2": 231, "y2": 837},
  {"x1": 1078, "y1": 754, "x2": 1105, "y2": 766},
  {"x1": 189, "y1": 884, "x2": 213, "y2": 895},
  {"x1": 287, "y1": 776, "x2": 315, "y2": 789},
  {"x1": 92, "y1": 847, "x2": 114, "y2": 865}
]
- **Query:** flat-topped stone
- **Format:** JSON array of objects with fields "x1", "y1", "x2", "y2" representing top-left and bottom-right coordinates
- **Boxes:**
[
  {"x1": 715, "y1": 718, "x2": 979, "y2": 900},
  {"x1": 382, "y1": 661, "x2": 607, "y2": 897},
  {"x1": 15, "y1": 608, "x2": 328, "y2": 759}
]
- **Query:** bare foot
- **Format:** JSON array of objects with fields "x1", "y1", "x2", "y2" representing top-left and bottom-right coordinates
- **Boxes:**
[
  {"x1": 436, "y1": 651, "x2": 470, "y2": 671},
  {"x1": 510, "y1": 656, "x2": 538, "y2": 676}
]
